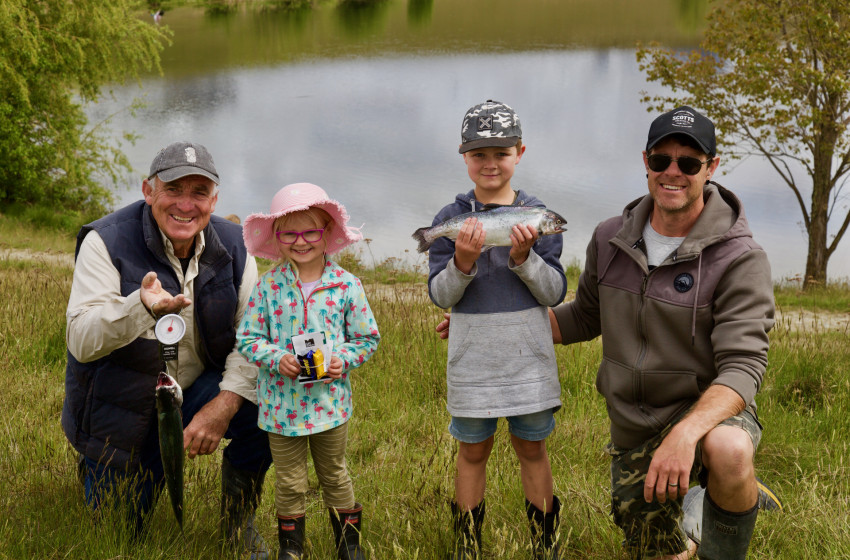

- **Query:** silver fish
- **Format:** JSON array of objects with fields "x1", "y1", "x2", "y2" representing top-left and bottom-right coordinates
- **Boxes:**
[
  {"x1": 412, "y1": 206, "x2": 567, "y2": 253},
  {"x1": 156, "y1": 371, "x2": 184, "y2": 528}
]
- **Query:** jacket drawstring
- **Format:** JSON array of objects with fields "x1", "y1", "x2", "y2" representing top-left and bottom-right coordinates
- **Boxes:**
[{"x1": 692, "y1": 252, "x2": 702, "y2": 345}]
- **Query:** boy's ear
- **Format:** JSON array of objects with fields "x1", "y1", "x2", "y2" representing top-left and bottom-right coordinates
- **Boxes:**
[{"x1": 516, "y1": 144, "x2": 527, "y2": 161}]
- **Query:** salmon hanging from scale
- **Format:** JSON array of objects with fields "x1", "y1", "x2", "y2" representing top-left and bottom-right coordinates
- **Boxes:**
[
  {"x1": 156, "y1": 371, "x2": 185, "y2": 528},
  {"x1": 412, "y1": 205, "x2": 567, "y2": 253}
]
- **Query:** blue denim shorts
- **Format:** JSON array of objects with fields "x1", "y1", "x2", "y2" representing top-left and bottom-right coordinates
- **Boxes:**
[{"x1": 449, "y1": 408, "x2": 557, "y2": 444}]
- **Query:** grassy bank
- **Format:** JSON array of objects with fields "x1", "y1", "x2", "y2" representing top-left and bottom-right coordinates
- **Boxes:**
[{"x1": 0, "y1": 249, "x2": 848, "y2": 558}]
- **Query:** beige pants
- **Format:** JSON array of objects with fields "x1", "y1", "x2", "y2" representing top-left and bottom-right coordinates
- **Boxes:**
[{"x1": 269, "y1": 422, "x2": 355, "y2": 516}]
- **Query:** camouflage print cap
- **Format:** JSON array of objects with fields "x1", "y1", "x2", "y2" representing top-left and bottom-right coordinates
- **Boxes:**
[
  {"x1": 458, "y1": 100, "x2": 522, "y2": 154},
  {"x1": 148, "y1": 141, "x2": 220, "y2": 185}
]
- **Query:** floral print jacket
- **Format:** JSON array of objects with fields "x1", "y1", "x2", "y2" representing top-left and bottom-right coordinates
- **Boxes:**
[{"x1": 237, "y1": 260, "x2": 380, "y2": 436}]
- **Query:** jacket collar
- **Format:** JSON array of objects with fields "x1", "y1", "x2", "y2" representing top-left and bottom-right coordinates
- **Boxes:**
[{"x1": 617, "y1": 182, "x2": 751, "y2": 260}]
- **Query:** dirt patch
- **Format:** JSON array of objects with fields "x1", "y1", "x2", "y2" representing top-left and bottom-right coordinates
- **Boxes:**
[
  {"x1": 774, "y1": 308, "x2": 850, "y2": 333},
  {"x1": 364, "y1": 282, "x2": 429, "y2": 304},
  {"x1": 1, "y1": 248, "x2": 74, "y2": 268},
  {"x1": 6, "y1": 249, "x2": 847, "y2": 333}
]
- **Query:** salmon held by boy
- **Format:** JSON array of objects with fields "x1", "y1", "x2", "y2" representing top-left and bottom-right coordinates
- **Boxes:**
[{"x1": 412, "y1": 206, "x2": 567, "y2": 253}]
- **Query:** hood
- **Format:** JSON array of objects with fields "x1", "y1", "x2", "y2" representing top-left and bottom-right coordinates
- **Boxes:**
[
  {"x1": 616, "y1": 182, "x2": 752, "y2": 259},
  {"x1": 453, "y1": 188, "x2": 545, "y2": 212}
]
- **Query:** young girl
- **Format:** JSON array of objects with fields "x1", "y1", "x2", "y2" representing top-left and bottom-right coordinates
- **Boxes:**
[{"x1": 237, "y1": 183, "x2": 379, "y2": 560}]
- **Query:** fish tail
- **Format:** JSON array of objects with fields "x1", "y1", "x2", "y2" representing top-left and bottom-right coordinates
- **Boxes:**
[{"x1": 411, "y1": 227, "x2": 433, "y2": 253}]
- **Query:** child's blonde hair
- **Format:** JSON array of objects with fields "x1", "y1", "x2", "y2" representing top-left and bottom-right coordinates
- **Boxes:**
[{"x1": 272, "y1": 207, "x2": 335, "y2": 278}]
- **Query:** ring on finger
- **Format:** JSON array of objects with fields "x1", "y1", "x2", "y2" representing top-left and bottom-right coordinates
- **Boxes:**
[{"x1": 668, "y1": 482, "x2": 679, "y2": 488}]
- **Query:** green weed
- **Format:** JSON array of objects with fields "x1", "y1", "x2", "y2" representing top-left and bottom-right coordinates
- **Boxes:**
[{"x1": 1, "y1": 256, "x2": 848, "y2": 558}]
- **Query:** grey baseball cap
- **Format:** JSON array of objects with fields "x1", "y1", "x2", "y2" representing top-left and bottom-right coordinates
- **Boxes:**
[
  {"x1": 646, "y1": 106, "x2": 716, "y2": 157},
  {"x1": 459, "y1": 100, "x2": 522, "y2": 154},
  {"x1": 148, "y1": 141, "x2": 220, "y2": 184}
]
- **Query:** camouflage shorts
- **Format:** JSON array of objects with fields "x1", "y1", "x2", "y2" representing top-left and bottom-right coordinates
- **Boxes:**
[{"x1": 605, "y1": 408, "x2": 762, "y2": 559}]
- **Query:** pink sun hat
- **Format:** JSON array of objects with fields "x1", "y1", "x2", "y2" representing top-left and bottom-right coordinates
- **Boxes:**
[{"x1": 242, "y1": 183, "x2": 363, "y2": 260}]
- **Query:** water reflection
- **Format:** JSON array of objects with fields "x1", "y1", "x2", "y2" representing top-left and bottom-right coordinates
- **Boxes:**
[
  {"x1": 335, "y1": 1, "x2": 394, "y2": 39},
  {"x1": 407, "y1": 0, "x2": 434, "y2": 27},
  {"x1": 85, "y1": 1, "x2": 850, "y2": 280}
]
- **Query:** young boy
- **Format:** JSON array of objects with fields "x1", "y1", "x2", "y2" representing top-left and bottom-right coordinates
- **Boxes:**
[{"x1": 426, "y1": 100, "x2": 568, "y2": 559}]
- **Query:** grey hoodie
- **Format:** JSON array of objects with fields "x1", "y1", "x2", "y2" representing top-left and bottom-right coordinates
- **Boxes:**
[
  {"x1": 428, "y1": 189, "x2": 568, "y2": 418},
  {"x1": 553, "y1": 183, "x2": 774, "y2": 448}
]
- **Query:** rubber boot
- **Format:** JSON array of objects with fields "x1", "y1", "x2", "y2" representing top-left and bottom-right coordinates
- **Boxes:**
[
  {"x1": 329, "y1": 503, "x2": 365, "y2": 560},
  {"x1": 278, "y1": 514, "x2": 306, "y2": 560},
  {"x1": 697, "y1": 491, "x2": 758, "y2": 560},
  {"x1": 221, "y1": 456, "x2": 270, "y2": 560},
  {"x1": 451, "y1": 500, "x2": 485, "y2": 560},
  {"x1": 526, "y1": 496, "x2": 561, "y2": 560}
]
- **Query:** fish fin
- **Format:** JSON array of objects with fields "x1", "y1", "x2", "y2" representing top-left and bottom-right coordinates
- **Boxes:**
[{"x1": 411, "y1": 227, "x2": 432, "y2": 253}]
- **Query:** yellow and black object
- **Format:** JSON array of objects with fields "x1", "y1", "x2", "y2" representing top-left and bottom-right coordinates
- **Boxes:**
[{"x1": 298, "y1": 348, "x2": 326, "y2": 380}]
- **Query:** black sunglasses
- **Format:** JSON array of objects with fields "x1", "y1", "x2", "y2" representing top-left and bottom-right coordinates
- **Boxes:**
[{"x1": 647, "y1": 154, "x2": 713, "y2": 176}]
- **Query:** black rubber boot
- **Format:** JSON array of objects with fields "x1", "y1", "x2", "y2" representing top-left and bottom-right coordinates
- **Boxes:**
[
  {"x1": 278, "y1": 514, "x2": 306, "y2": 560},
  {"x1": 221, "y1": 456, "x2": 270, "y2": 559},
  {"x1": 451, "y1": 500, "x2": 485, "y2": 560},
  {"x1": 526, "y1": 496, "x2": 561, "y2": 560},
  {"x1": 697, "y1": 491, "x2": 758, "y2": 560},
  {"x1": 329, "y1": 503, "x2": 365, "y2": 560}
]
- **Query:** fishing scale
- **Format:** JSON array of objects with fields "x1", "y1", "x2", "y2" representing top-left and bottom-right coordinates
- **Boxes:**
[{"x1": 155, "y1": 313, "x2": 186, "y2": 362}]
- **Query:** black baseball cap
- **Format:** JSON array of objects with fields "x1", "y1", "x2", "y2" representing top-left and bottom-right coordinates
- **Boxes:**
[{"x1": 646, "y1": 106, "x2": 716, "y2": 157}]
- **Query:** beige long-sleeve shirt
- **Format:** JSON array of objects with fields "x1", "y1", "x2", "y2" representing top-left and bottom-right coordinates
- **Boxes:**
[{"x1": 66, "y1": 227, "x2": 260, "y2": 404}]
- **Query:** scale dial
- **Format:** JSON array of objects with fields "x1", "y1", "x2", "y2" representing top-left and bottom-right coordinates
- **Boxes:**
[{"x1": 155, "y1": 314, "x2": 186, "y2": 346}]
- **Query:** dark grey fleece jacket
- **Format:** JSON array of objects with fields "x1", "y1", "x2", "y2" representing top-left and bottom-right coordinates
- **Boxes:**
[{"x1": 553, "y1": 183, "x2": 774, "y2": 448}]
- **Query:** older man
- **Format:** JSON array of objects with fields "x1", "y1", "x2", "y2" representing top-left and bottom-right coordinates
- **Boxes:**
[{"x1": 62, "y1": 141, "x2": 271, "y2": 558}]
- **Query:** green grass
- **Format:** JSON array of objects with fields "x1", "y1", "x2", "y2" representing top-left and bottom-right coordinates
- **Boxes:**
[
  {"x1": 1, "y1": 252, "x2": 849, "y2": 559},
  {"x1": 774, "y1": 277, "x2": 850, "y2": 314},
  {"x1": 1, "y1": 214, "x2": 848, "y2": 557}
]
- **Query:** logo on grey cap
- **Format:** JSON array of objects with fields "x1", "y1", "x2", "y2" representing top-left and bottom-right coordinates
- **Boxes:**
[
  {"x1": 184, "y1": 147, "x2": 197, "y2": 163},
  {"x1": 477, "y1": 116, "x2": 493, "y2": 132}
]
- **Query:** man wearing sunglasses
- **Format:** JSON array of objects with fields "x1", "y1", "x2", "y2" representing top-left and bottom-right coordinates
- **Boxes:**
[
  {"x1": 551, "y1": 106, "x2": 775, "y2": 559},
  {"x1": 62, "y1": 141, "x2": 272, "y2": 558}
]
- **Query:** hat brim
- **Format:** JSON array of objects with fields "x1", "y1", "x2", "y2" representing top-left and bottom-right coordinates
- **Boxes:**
[
  {"x1": 646, "y1": 131, "x2": 714, "y2": 157},
  {"x1": 156, "y1": 166, "x2": 220, "y2": 185},
  {"x1": 459, "y1": 136, "x2": 521, "y2": 154},
  {"x1": 242, "y1": 200, "x2": 362, "y2": 260}
]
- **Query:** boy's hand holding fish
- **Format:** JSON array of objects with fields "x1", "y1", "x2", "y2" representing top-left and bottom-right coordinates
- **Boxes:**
[
  {"x1": 453, "y1": 217, "x2": 485, "y2": 274},
  {"x1": 508, "y1": 222, "x2": 539, "y2": 266},
  {"x1": 453, "y1": 216, "x2": 541, "y2": 273}
]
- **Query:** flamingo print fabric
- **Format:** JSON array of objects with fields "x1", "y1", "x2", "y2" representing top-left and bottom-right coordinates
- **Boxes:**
[{"x1": 237, "y1": 260, "x2": 380, "y2": 437}]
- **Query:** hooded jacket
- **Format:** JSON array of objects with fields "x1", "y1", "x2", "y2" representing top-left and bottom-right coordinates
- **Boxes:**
[
  {"x1": 553, "y1": 183, "x2": 774, "y2": 449},
  {"x1": 428, "y1": 189, "x2": 568, "y2": 418}
]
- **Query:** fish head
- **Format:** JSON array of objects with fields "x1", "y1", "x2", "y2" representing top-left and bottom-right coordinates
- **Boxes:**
[
  {"x1": 540, "y1": 210, "x2": 568, "y2": 235},
  {"x1": 156, "y1": 372, "x2": 184, "y2": 408}
]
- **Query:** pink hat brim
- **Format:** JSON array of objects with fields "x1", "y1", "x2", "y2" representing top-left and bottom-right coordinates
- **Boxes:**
[{"x1": 242, "y1": 183, "x2": 362, "y2": 260}]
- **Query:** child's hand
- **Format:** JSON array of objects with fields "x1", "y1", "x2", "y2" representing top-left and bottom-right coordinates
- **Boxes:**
[
  {"x1": 454, "y1": 217, "x2": 485, "y2": 274},
  {"x1": 509, "y1": 223, "x2": 538, "y2": 266},
  {"x1": 278, "y1": 354, "x2": 301, "y2": 379},
  {"x1": 436, "y1": 312, "x2": 451, "y2": 340},
  {"x1": 323, "y1": 356, "x2": 344, "y2": 384}
]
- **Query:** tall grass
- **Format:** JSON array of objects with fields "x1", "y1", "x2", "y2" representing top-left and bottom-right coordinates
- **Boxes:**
[{"x1": 1, "y1": 254, "x2": 848, "y2": 558}]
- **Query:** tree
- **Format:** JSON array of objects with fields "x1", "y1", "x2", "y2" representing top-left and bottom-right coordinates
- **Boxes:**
[
  {"x1": 0, "y1": 0, "x2": 169, "y2": 217},
  {"x1": 636, "y1": 0, "x2": 850, "y2": 288}
]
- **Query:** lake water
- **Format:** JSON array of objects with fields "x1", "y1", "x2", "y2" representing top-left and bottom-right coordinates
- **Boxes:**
[{"x1": 87, "y1": 1, "x2": 850, "y2": 280}]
